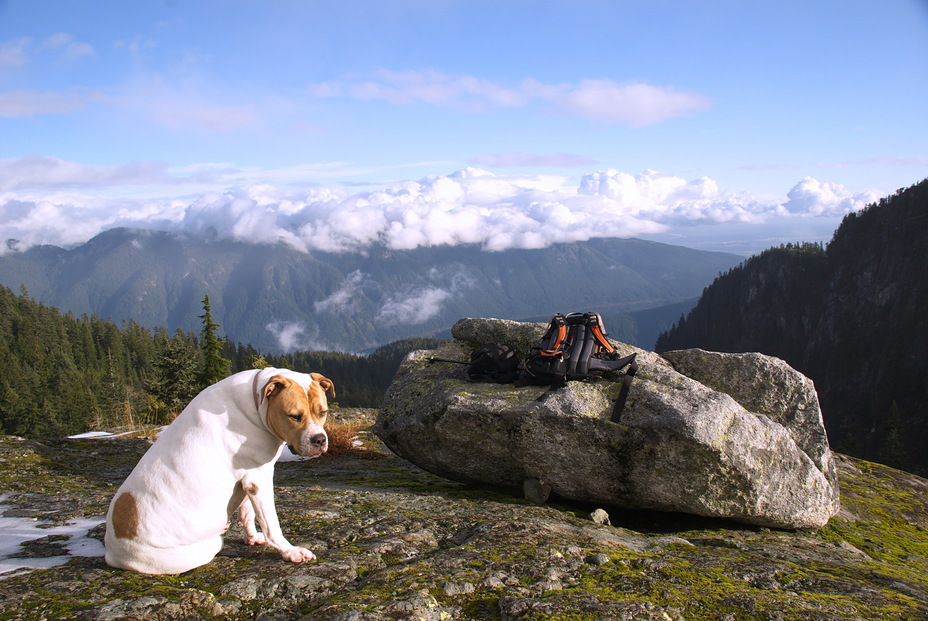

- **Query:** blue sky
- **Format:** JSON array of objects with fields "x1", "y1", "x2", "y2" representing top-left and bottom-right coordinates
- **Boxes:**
[{"x1": 1, "y1": 0, "x2": 926, "y2": 256}]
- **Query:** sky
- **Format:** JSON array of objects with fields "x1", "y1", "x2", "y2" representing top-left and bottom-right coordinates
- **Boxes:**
[{"x1": 1, "y1": 0, "x2": 927, "y2": 257}]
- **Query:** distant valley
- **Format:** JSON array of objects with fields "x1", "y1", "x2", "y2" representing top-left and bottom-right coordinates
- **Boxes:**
[{"x1": 0, "y1": 229, "x2": 738, "y2": 354}]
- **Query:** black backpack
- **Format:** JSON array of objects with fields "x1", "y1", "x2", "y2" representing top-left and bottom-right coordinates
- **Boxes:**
[
  {"x1": 429, "y1": 343, "x2": 522, "y2": 384},
  {"x1": 466, "y1": 343, "x2": 522, "y2": 383},
  {"x1": 517, "y1": 312, "x2": 638, "y2": 422}
]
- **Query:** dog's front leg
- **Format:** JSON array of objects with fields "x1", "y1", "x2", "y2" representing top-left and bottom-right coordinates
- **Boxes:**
[
  {"x1": 240, "y1": 475, "x2": 315, "y2": 563},
  {"x1": 237, "y1": 497, "x2": 267, "y2": 546}
]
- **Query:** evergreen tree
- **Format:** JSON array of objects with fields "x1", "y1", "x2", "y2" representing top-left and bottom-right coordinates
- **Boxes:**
[
  {"x1": 198, "y1": 294, "x2": 230, "y2": 387},
  {"x1": 880, "y1": 400, "x2": 910, "y2": 471},
  {"x1": 0, "y1": 284, "x2": 445, "y2": 436},
  {"x1": 150, "y1": 336, "x2": 201, "y2": 419}
]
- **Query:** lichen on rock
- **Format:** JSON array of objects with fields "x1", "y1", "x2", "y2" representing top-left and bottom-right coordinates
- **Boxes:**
[{"x1": 0, "y1": 426, "x2": 927, "y2": 619}]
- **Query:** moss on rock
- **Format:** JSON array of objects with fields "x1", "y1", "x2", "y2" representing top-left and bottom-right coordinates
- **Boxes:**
[{"x1": 0, "y1": 422, "x2": 926, "y2": 620}]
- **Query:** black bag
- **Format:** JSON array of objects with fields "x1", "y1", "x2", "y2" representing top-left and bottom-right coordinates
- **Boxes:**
[
  {"x1": 429, "y1": 343, "x2": 522, "y2": 384},
  {"x1": 466, "y1": 343, "x2": 522, "y2": 383}
]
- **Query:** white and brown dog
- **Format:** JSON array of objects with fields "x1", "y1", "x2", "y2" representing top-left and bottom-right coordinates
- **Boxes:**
[{"x1": 104, "y1": 368, "x2": 335, "y2": 574}]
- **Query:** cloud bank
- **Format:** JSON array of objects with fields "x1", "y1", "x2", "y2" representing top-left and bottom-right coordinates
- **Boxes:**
[{"x1": 0, "y1": 156, "x2": 880, "y2": 256}]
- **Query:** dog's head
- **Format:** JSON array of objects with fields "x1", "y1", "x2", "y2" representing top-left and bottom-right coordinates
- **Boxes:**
[{"x1": 263, "y1": 373, "x2": 335, "y2": 458}]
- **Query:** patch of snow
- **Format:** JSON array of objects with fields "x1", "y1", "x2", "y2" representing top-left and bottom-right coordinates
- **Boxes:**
[
  {"x1": 68, "y1": 427, "x2": 166, "y2": 440},
  {"x1": 0, "y1": 496, "x2": 105, "y2": 579},
  {"x1": 69, "y1": 431, "x2": 115, "y2": 439}
]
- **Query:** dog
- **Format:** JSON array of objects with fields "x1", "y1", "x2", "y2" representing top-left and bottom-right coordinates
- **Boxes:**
[{"x1": 104, "y1": 367, "x2": 335, "y2": 574}]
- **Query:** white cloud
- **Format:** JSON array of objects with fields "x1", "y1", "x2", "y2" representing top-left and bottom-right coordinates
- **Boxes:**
[
  {"x1": 40, "y1": 33, "x2": 95, "y2": 61},
  {"x1": 113, "y1": 35, "x2": 157, "y2": 56},
  {"x1": 0, "y1": 184, "x2": 186, "y2": 251},
  {"x1": 0, "y1": 156, "x2": 169, "y2": 191},
  {"x1": 265, "y1": 321, "x2": 335, "y2": 353},
  {"x1": 553, "y1": 79, "x2": 712, "y2": 126},
  {"x1": 782, "y1": 177, "x2": 879, "y2": 217},
  {"x1": 0, "y1": 34, "x2": 94, "y2": 70},
  {"x1": 310, "y1": 71, "x2": 710, "y2": 126},
  {"x1": 578, "y1": 169, "x2": 771, "y2": 224},
  {"x1": 100, "y1": 75, "x2": 264, "y2": 133},
  {"x1": 0, "y1": 90, "x2": 89, "y2": 118},
  {"x1": 314, "y1": 270, "x2": 374, "y2": 314},
  {"x1": 329, "y1": 69, "x2": 527, "y2": 111},
  {"x1": 0, "y1": 37, "x2": 31, "y2": 67},
  {"x1": 0, "y1": 155, "x2": 881, "y2": 256},
  {"x1": 867, "y1": 156, "x2": 928, "y2": 167},
  {"x1": 315, "y1": 265, "x2": 474, "y2": 325},
  {"x1": 152, "y1": 104, "x2": 260, "y2": 133},
  {"x1": 376, "y1": 267, "x2": 475, "y2": 325},
  {"x1": 377, "y1": 286, "x2": 452, "y2": 325}
]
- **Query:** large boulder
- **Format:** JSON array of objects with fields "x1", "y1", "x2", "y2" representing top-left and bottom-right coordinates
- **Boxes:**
[{"x1": 375, "y1": 317, "x2": 841, "y2": 529}]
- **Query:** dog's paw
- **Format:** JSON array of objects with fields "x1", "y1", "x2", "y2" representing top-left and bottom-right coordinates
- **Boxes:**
[
  {"x1": 281, "y1": 547, "x2": 316, "y2": 563},
  {"x1": 244, "y1": 532, "x2": 267, "y2": 546}
]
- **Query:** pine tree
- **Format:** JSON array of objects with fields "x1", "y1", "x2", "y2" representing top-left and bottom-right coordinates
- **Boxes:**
[
  {"x1": 880, "y1": 400, "x2": 910, "y2": 471},
  {"x1": 150, "y1": 336, "x2": 201, "y2": 419},
  {"x1": 198, "y1": 294, "x2": 230, "y2": 388}
]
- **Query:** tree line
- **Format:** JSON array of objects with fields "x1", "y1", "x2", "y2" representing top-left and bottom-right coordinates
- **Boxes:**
[
  {"x1": 0, "y1": 284, "x2": 442, "y2": 439},
  {"x1": 655, "y1": 241, "x2": 827, "y2": 358}
]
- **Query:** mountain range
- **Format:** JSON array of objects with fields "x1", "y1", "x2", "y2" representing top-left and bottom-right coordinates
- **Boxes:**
[
  {"x1": 657, "y1": 178, "x2": 928, "y2": 475},
  {"x1": 0, "y1": 230, "x2": 740, "y2": 354}
]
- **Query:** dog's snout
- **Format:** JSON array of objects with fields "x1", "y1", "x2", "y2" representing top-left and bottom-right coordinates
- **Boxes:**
[{"x1": 294, "y1": 431, "x2": 328, "y2": 457}]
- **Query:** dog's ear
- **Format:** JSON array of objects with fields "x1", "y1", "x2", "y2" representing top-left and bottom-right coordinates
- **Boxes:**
[
  {"x1": 310, "y1": 373, "x2": 336, "y2": 398},
  {"x1": 263, "y1": 375, "x2": 291, "y2": 402}
]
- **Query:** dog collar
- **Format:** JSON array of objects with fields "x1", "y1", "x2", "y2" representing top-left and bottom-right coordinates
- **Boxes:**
[
  {"x1": 252, "y1": 370, "x2": 282, "y2": 441},
  {"x1": 252, "y1": 370, "x2": 264, "y2": 413}
]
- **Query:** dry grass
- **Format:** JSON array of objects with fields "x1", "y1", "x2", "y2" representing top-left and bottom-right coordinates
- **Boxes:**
[{"x1": 324, "y1": 419, "x2": 377, "y2": 458}]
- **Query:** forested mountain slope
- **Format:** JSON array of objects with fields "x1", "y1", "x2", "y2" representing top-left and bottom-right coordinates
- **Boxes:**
[
  {"x1": 657, "y1": 178, "x2": 928, "y2": 474},
  {"x1": 0, "y1": 284, "x2": 440, "y2": 438}
]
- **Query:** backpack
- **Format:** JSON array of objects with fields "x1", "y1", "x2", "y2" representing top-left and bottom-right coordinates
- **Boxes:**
[
  {"x1": 429, "y1": 343, "x2": 522, "y2": 384},
  {"x1": 466, "y1": 343, "x2": 522, "y2": 383},
  {"x1": 517, "y1": 312, "x2": 638, "y2": 422},
  {"x1": 428, "y1": 312, "x2": 638, "y2": 422}
]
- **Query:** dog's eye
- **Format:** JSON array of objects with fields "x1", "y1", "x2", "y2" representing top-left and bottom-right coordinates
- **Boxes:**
[{"x1": 287, "y1": 413, "x2": 304, "y2": 423}]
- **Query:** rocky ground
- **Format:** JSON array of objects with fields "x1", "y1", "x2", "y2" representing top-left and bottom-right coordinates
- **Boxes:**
[{"x1": 0, "y1": 409, "x2": 926, "y2": 620}]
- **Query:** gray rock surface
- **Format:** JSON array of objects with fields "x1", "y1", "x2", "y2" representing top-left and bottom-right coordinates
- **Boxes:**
[
  {"x1": 376, "y1": 317, "x2": 840, "y2": 529},
  {"x1": 1, "y1": 429, "x2": 927, "y2": 620},
  {"x1": 661, "y1": 348, "x2": 836, "y2": 483}
]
